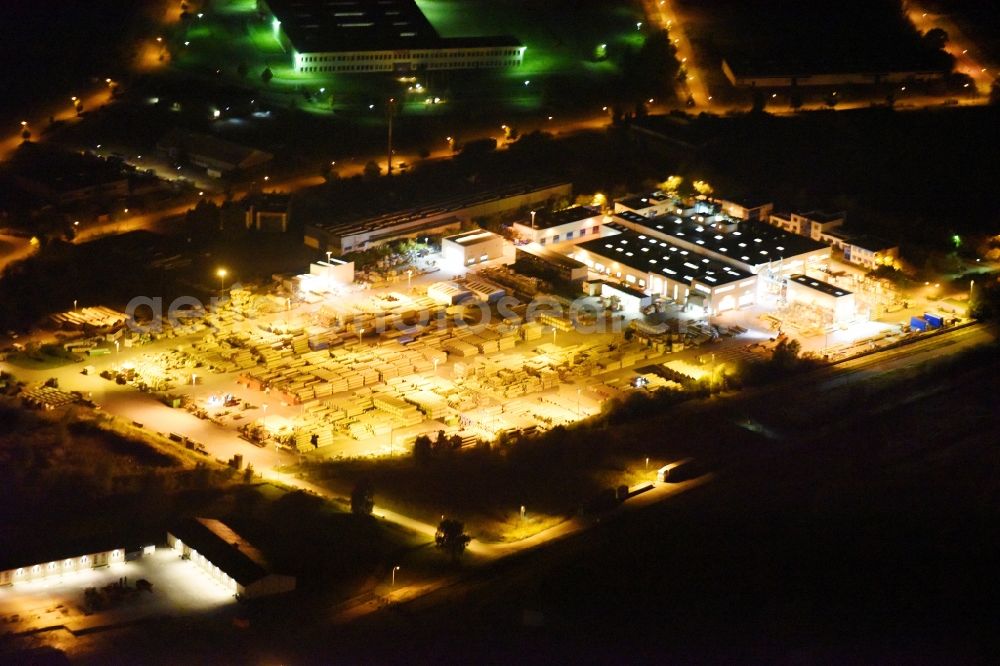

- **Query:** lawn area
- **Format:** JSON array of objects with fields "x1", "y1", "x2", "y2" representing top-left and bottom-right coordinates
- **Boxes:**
[{"x1": 164, "y1": 0, "x2": 662, "y2": 118}]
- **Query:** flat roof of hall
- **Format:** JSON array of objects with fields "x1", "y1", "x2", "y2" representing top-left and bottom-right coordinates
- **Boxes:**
[
  {"x1": 266, "y1": 0, "x2": 520, "y2": 52},
  {"x1": 444, "y1": 229, "x2": 501, "y2": 246},
  {"x1": 527, "y1": 205, "x2": 601, "y2": 230},
  {"x1": 790, "y1": 274, "x2": 852, "y2": 298},
  {"x1": 616, "y1": 192, "x2": 674, "y2": 211},
  {"x1": 617, "y1": 211, "x2": 828, "y2": 266},
  {"x1": 309, "y1": 180, "x2": 569, "y2": 237},
  {"x1": 577, "y1": 228, "x2": 751, "y2": 288}
]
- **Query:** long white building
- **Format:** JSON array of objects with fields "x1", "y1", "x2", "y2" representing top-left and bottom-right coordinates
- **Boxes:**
[{"x1": 261, "y1": 0, "x2": 524, "y2": 75}]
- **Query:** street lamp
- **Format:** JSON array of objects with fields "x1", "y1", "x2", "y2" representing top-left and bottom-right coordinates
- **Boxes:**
[
  {"x1": 358, "y1": 327, "x2": 365, "y2": 345},
  {"x1": 391, "y1": 565, "x2": 400, "y2": 587},
  {"x1": 217, "y1": 268, "x2": 228, "y2": 292},
  {"x1": 406, "y1": 269, "x2": 413, "y2": 289},
  {"x1": 576, "y1": 387, "x2": 581, "y2": 416}
]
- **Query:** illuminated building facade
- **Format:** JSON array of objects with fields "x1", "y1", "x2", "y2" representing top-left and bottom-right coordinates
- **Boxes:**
[{"x1": 260, "y1": 0, "x2": 524, "y2": 74}]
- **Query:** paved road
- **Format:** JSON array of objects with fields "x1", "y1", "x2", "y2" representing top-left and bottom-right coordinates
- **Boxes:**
[
  {"x1": 907, "y1": 1, "x2": 999, "y2": 96},
  {"x1": 0, "y1": 234, "x2": 36, "y2": 275}
]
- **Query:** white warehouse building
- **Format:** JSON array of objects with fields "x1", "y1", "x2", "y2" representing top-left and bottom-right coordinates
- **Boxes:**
[
  {"x1": 441, "y1": 229, "x2": 505, "y2": 270},
  {"x1": 167, "y1": 518, "x2": 295, "y2": 600},
  {"x1": 786, "y1": 274, "x2": 856, "y2": 324},
  {"x1": 572, "y1": 229, "x2": 757, "y2": 314}
]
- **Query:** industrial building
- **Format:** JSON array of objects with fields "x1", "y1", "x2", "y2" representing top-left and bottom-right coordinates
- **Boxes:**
[
  {"x1": 572, "y1": 229, "x2": 756, "y2": 314},
  {"x1": 834, "y1": 235, "x2": 899, "y2": 270},
  {"x1": 768, "y1": 210, "x2": 846, "y2": 240},
  {"x1": 514, "y1": 244, "x2": 589, "y2": 284},
  {"x1": 243, "y1": 192, "x2": 292, "y2": 232},
  {"x1": 786, "y1": 274, "x2": 856, "y2": 324},
  {"x1": 157, "y1": 129, "x2": 273, "y2": 178},
  {"x1": 8, "y1": 144, "x2": 132, "y2": 205},
  {"x1": 261, "y1": 0, "x2": 525, "y2": 75},
  {"x1": 1, "y1": 545, "x2": 125, "y2": 586},
  {"x1": 613, "y1": 191, "x2": 678, "y2": 219},
  {"x1": 511, "y1": 205, "x2": 605, "y2": 246},
  {"x1": 441, "y1": 229, "x2": 505, "y2": 270},
  {"x1": 167, "y1": 518, "x2": 295, "y2": 599},
  {"x1": 611, "y1": 209, "x2": 830, "y2": 277},
  {"x1": 713, "y1": 196, "x2": 774, "y2": 222},
  {"x1": 299, "y1": 258, "x2": 355, "y2": 292},
  {"x1": 304, "y1": 181, "x2": 570, "y2": 255},
  {"x1": 721, "y1": 57, "x2": 948, "y2": 88}
]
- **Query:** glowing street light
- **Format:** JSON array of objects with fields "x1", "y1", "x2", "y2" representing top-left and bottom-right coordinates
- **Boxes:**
[
  {"x1": 391, "y1": 565, "x2": 400, "y2": 587},
  {"x1": 358, "y1": 327, "x2": 365, "y2": 345},
  {"x1": 217, "y1": 267, "x2": 228, "y2": 291}
]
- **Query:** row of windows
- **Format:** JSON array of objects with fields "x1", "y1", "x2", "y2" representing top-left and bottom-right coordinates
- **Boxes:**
[
  {"x1": 538, "y1": 226, "x2": 601, "y2": 245},
  {"x1": 300, "y1": 60, "x2": 520, "y2": 73},
  {"x1": 3, "y1": 551, "x2": 121, "y2": 579},
  {"x1": 300, "y1": 48, "x2": 520, "y2": 63}
]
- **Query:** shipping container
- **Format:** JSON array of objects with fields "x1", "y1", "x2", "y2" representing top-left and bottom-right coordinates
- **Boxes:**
[{"x1": 922, "y1": 312, "x2": 944, "y2": 328}]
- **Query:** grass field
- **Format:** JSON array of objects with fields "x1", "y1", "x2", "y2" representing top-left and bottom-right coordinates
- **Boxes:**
[{"x1": 171, "y1": 0, "x2": 655, "y2": 117}]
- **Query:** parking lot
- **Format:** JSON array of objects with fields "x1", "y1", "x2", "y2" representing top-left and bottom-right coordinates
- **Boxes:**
[{"x1": 0, "y1": 549, "x2": 235, "y2": 635}]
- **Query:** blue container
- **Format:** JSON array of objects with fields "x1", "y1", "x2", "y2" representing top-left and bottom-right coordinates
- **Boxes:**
[
  {"x1": 923, "y1": 313, "x2": 944, "y2": 328},
  {"x1": 910, "y1": 316, "x2": 929, "y2": 332}
]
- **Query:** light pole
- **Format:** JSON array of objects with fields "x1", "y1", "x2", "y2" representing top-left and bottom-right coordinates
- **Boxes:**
[
  {"x1": 969, "y1": 279, "x2": 975, "y2": 315},
  {"x1": 358, "y1": 327, "x2": 364, "y2": 345},
  {"x1": 391, "y1": 565, "x2": 400, "y2": 587},
  {"x1": 217, "y1": 268, "x2": 228, "y2": 292},
  {"x1": 576, "y1": 387, "x2": 581, "y2": 416},
  {"x1": 433, "y1": 358, "x2": 439, "y2": 375},
  {"x1": 407, "y1": 269, "x2": 413, "y2": 289}
]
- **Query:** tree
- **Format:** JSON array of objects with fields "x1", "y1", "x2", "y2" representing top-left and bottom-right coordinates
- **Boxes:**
[
  {"x1": 236, "y1": 61, "x2": 248, "y2": 79},
  {"x1": 923, "y1": 27, "x2": 949, "y2": 51},
  {"x1": 260, "y1": 67, "x2": 273, "y2": 85},
  {"x1": 363, "y1": 160, "x2": 381, "y2": 180},
  {"x1": 770, "y1": 337, "x2": 802, "y2": 371},
  {"x1": 659, "y1": 175, "x2": 683, "y2": 194},
  {"x1": 413, "y1": 434, "x2": 432, "y2": 464},
  {"x1": 789, "y1": 86, "x2": 803, "y2": 110},
  {"x1": 751, "y1": 89, "x2": 767, "y2": 114},
  {"x1": 824, "y1": 92, "x2": 839, "y2": 109},
  {"x1": 435, "y1": 518, "x2": 471, "y2": 562},
  {"x1": 991, "y1": 81, "x2": 1000, "y2": 106},
  {"x1": 351, "y1": 478, "x2": 375, "y2": 515}
]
